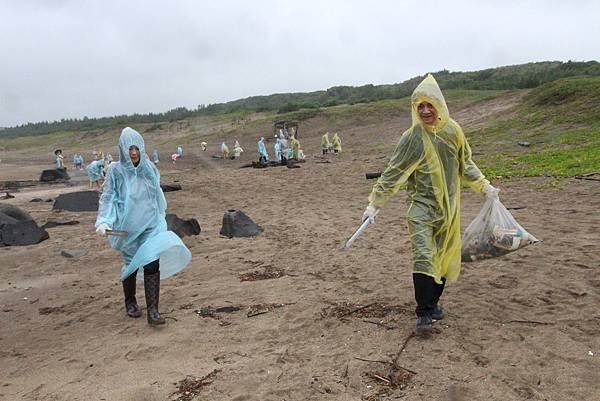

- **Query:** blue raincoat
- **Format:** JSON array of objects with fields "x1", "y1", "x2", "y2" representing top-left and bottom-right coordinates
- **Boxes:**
[
  {"x1": 151, "y1": 149, "x2": 159, "y2": 163},
  {"x1": 274, "y1": 140, "x2": 281, "y2": 162},
  {"x1": 258, "y1": 137, "x2": 269, "y2": 161},
  {"x1": 86, "y1": 160, "x2": 105, "y2": 182},
  {"x1": 96, "y1": 127, "x2": 192, "y2": 281},
  {"x1": 177, "y1": 146, "x2": 183, "y2": 157}
]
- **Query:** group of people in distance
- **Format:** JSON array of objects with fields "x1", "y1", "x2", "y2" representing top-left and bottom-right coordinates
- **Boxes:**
[{"x1": 321, "y1": 132, "x2": 342, "y2": 154}]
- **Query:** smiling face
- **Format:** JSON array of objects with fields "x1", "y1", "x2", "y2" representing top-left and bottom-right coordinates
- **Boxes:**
[
  {"x1": 417, "y1": 102, "x2": 438, "y2": 125},
  {"x1": 129, "y1": 146, "x2": 140, "y2": 165}
]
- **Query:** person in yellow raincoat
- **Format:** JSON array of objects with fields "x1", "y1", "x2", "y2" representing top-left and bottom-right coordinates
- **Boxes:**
[
  {"x1": 321, "y1": 132, "x2": 331, "y2": 155},
  {"x1": 290, "y1": 135, "x2": 301, "y2": 160},
  {"x1": 332, "y1": 132, "x2": 342, "y2": 153},
  {"x1": 362, "y1": 74, "x2": 497, "y2": 336}
]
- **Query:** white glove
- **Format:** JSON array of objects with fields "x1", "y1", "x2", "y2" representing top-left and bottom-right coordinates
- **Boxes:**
[
  {"x1": 95, "y1": 223, "x2": 111, "y2": 237},
  {"x1": 362, "y1": 205, "x2": 379, "y2": 224},
  {"x1": 483, "y1": 183, "x2": 499, "y2": 199}
]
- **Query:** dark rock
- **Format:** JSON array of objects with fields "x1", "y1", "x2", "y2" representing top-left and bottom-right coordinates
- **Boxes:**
[
  {"x1": 0, "y1": 204, "x2": 33, "y2": 222},
  {"x1": 61, "y1": 249, "x2": 87, "y2": 258},
  {"x1": 166, "y1": 214, "x2": 201, "y2": 238},
  {"x1": 0, "y1": 220, "x2": 49, "y2": 246},
  {"x1": 45, "y1": 199, "x2": 53, "y2": 202},
  {"x1": 219, "y1": 209, "x2": 262, "y2": 238},
  {"x1": 53, "y1": 191, "x2": 99, "y2": 212},
  {"x1": 40, "y1": 168, "x2": 70, "y2": 182},
  {"x1": 42, "y1": 220, "x2": 80, "y2": 229},
  {"x1": 160, "y1": 183, "x2": 182, "y2": 192},
  {"x1": 30, "y1": 198, "x2": 43, "y2": 202}
]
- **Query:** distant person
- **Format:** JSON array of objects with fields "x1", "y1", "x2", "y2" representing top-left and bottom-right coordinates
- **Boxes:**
[
  {"x1": 86, "y1": 159, "x2": 105, "y2": 189},
  {"x1": 151, "y1": 149, "x2": 159, "y2": 164},
  {"x1": 321, "y1": 132, "x2": 331, "y2": 155},
  {"x1": 95, "y1": 127, "x2": 191, "y2": 325},
  {"x1": 290, "y1": 135, "x2": 300, "y2": 160},
  {"x1": 92, "y1": 150, "x2": 99, "y2": 161},
  {"x1": 221, "y1": 142, "x2": 230, "y2": 159},
  {"x1": 233, "y1": 142, "x2": 244, "y2": 158},
  {"x1": 274, "y1": 139, "x2": 282, "y2": 162},
  {"x1": 258, "y1": 137, "x2": 269, "y2": 165},
  {"x1": 54, "y1": 149, "x2": 64, "y2": 169},
  {"x1": 177, "y1": 146, "x2": 183, "y2": 157},
  {"x1": 278, "y1": 133, "x2": 289, "y2": 166},
  {"x1": 76, "y1": 154, "x2": 84, "y2": 170},
  {"x1": 201, "y1": 142, "x2": 207, "y2": 151},
  {"x1": 332, "y1": 132, "x2": 342, "y2": 153},
  {"x1": 362, "y1": 74, "x2": 497, "y2": 336},
  {"x1": 171, "y1": 153, "x2": 180, "y2": 164},
  {"x1": 106, "y1": 153, "x2": 114, "y2": 163},
  {"x1": 73, "y1": 154, "x2": 79, "y2": 169}
]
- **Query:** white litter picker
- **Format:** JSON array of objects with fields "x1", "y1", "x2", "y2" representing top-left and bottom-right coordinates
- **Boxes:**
[{"x1": 342, "y1": 209, "x2": 379, "y2": 251}]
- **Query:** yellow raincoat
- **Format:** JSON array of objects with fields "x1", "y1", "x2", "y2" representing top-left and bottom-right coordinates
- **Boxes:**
[
  {"x1": 332, "y1": 133, "x2": 342, "y2": 152},
  {"x1": 291, "y1": 136, "x2": 301, "y2": 159},
  {"x1": 368, "y1": 74, "x2": 488, "y2": 284},
  {"x1": 322, "y1": 132, "x2": 331, "y2": 150}
]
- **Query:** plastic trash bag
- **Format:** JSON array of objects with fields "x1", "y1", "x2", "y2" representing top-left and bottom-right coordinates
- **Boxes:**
[{"x1": 461, "y1": 195, "x2": 539, "y2": 262}]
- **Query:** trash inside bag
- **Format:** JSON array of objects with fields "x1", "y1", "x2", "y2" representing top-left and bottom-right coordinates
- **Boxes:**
[{"x1": 462, "y1": 195, "x2": 539, "y2": 262}]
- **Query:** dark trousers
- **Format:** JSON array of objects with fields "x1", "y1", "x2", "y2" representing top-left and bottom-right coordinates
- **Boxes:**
[
  {"x1": 281, "y1": 156, "x2": 287, "y2": 165},
  {"x1": 413, "y1": 273, "x2": 445, "y2": 317},
  {"x1": 125, "y1": 260, "x2": 159, "y2": 280}
]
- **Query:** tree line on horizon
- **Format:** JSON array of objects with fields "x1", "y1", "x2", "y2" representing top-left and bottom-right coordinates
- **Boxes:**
[{"x1": 2, "y1": 60, "x2": 599, "y2": 138}]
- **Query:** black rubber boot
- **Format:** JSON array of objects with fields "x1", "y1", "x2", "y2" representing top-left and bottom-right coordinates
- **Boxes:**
[
  {"x1": 144, "y1": 271, "x2": 165, "y2": 325},
  {"x1": 432, "y1": 305, "x2": 444, "y2": 321},
  {"x1": 415, "y1": 315, "x2": 433, "y2": 336},
  {"x1": 122, "y1": 273, "x2": 142, "y2": 318},
  {"x1": 432, "y1": 277, "x2": 446, "y2": 321},
  {"x1": 413, "y1": 273, "x2": 435, "y2": 336}
]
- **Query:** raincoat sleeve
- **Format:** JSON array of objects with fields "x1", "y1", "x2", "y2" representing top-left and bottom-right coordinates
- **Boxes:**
[
  {"x1": 456, "y1": 123, "x2": 489, "y2": 192},
  {"x1": 96, "y1": 164, "x2": 118, "y2": 228},
  {"x1": 368, "y1": 129, "x2": 424, "y2": 208}
]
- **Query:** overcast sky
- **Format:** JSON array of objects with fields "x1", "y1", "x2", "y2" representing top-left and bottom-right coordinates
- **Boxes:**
[{"x1": 1, "y1": 0, "x2": 598, "y2": 127}]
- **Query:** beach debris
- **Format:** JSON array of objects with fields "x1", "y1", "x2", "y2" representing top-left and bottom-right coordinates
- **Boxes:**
[
  {"x1": 321, "y1": 301, "x2": 408, "y2": 320},
  {"x1": 166, "y1": 214, "x2": 201, "y2": 238},
  {"x1": 517, "y1": 141, "x2": 531, "y2": 147},
  {"x1": 246, "y1": 302, "x2": 294, "y2": 318},
  {"x1": 171, "y1": 369, "x2": 221, "y2": 401},
  {"x1": 161, "y1": 183, "x2": 182, "y2": 192},
  {"x1": 53, "y1": 191, "x2": 99, "y2": 212},
  {"x1": 239, "y1": 265, "x2": 285, "y2": 281},
  {"x1": 61, "y1": 249, "x2": 88, "y2": 258},
  {"x1": 219, "y1": 209, "x2": 262, "y2": 238},
  {"x1": 42, "y1": 219, "x2": 80, "y2": 229},
  {"x1": 0, "y1": 192, "x2": 15, "y2": 200}
]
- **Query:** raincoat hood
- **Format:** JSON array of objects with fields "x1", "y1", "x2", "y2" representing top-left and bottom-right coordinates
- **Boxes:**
[
  {"x1": 119, "y1": 127, "x2": 147, "y2": 169},
  {"x1": 411, "y1": 74, "x2": 450, "y2": 133}
]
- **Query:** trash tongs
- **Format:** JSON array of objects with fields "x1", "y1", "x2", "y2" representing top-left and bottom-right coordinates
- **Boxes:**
[
  {"x1": 342, "y1": 219, "x2": 373, "y2": 251},
  {"x1": 105, "y1": 229, "x2": 128, "y2": 237}
]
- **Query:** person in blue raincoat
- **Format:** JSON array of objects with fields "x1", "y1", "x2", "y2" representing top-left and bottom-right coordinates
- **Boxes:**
[
  {"x1": 274, "y1": 139, "x2": 282, "y2": 163},
  {"x1": 258, "y1": 137, "x2": 269, "y2": 165},
  {"x1": 95, "y1": 127, "x2": 192, "y2": 325},
  {"x1": 177, "y1": 146, "x2": 183, "y2": 157},
  {"x1": 151, "y1": 149, "x2": 159, "y2": 164},
  {"x1": 86, "y1": 159, "x2": 105, "y2": 189}
]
